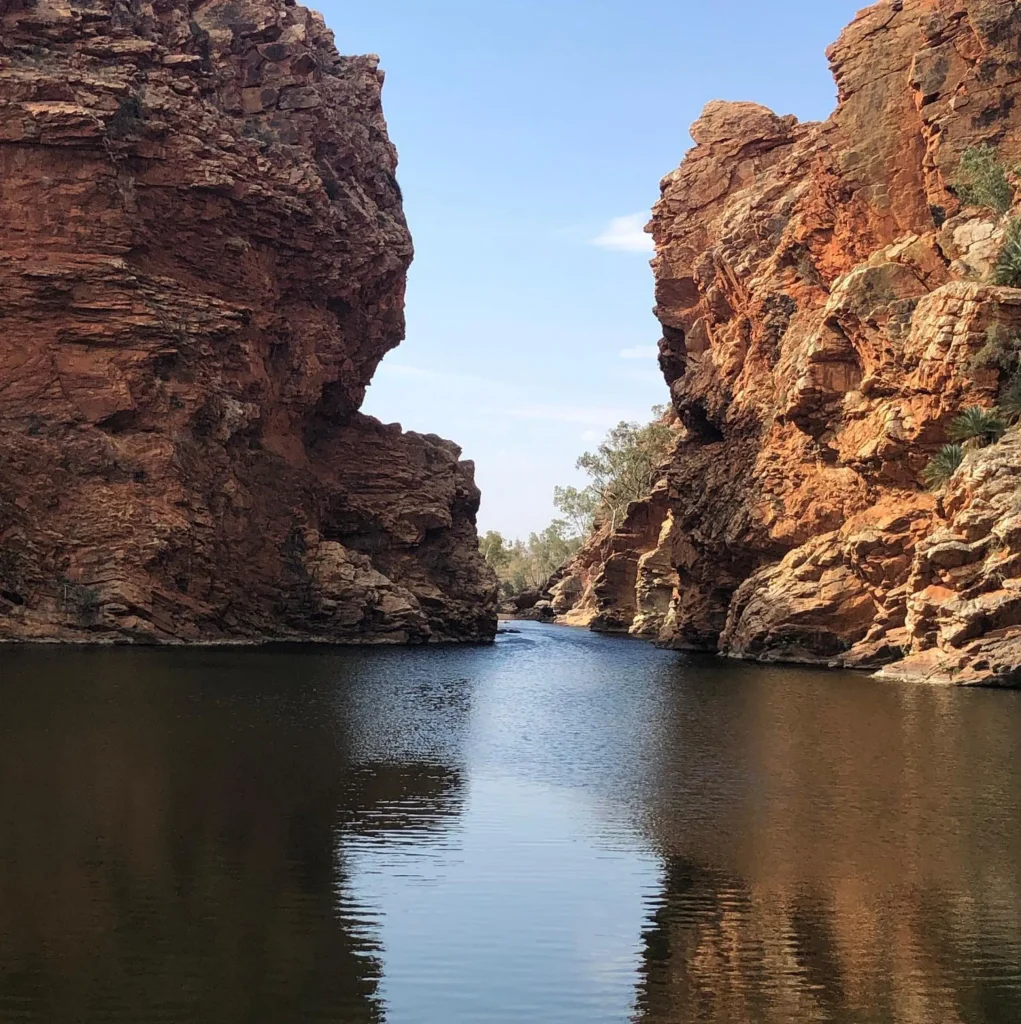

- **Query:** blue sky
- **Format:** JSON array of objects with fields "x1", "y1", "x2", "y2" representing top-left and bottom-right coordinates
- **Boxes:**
[{"x1": 322, "y1": 0, "x2": 866, "y2": 539}]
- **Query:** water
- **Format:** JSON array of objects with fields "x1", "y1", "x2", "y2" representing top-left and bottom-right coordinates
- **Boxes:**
[{"x1": 1, "y1": 622, "x2": 1020, "y2": 1024}]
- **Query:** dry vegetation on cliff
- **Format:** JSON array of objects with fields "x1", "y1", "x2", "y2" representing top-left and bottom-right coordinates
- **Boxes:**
[{"x1": 480, "y1": 408, "x2": 677, "y2": 612}]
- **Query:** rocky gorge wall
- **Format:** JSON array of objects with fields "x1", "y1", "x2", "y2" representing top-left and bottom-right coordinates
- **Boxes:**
[
  {"x1": 553, "y1": 0, "x2": 1021, "y2": 685},
  {"x1": 0, "y1": 0, "x2": 497, "y2": 643}
]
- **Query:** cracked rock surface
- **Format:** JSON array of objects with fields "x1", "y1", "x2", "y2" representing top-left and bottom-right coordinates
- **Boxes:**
[
  {"x1": 554, "y1": 0, "x2": 1021, "y2": 685},
  {"x1": 0, "y1": 0, "x2": 497, "y2": 643}
]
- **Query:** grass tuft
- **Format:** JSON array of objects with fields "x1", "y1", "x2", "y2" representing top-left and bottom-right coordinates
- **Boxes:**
[{"x1": 922, "y1": 444, "x2": 966, "y2": 491}]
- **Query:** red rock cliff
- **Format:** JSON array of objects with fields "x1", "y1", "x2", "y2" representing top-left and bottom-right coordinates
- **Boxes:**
[
  {"x1": 555, "y1": 0, "x2": 1021, "y2": 685},
  {"x1": 0, "y1": 0, "x2": 497, "y2": 643}
]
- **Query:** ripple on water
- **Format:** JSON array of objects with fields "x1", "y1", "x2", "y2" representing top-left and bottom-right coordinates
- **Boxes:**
[{"x1": 1, "y1": 622, "x2": 1020, "y2": 1023}]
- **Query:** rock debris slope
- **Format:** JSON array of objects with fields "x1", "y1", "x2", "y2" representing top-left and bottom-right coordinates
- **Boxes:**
[
  {"x1": 554, "y1": 0, "x2": 1021, "y2": 685},
  {"x1": 0, "y1": 0, "x2": 497, "y2": 643}
]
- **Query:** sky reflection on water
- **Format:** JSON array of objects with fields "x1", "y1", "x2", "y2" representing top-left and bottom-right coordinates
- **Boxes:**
[{"x1": 1, "y1": 623, "x2": 1020, "y2": 1023}]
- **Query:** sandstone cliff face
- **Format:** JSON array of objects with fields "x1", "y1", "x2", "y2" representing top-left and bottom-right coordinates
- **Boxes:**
[
  {"x1": 0, "y1": 0, "x2": 497, "y2": 643},
  {"x1": 555, "y1": 0, "x2": 1021, "y2": 684}
]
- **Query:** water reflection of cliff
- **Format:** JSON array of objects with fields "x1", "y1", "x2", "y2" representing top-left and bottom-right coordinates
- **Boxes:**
[
  {"x1": 632, "y1": 659, "x2": 1021, "y2": 1024},
  {"x1": 0, "y1": 647, "x2": 466, "y2": 1024}
]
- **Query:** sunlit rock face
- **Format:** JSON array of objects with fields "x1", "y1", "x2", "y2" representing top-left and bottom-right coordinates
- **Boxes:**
[
  {"x1": 554, "y1": 0, "x2": 1021, "y2": 684},
  {"x1": 0, "y1": 0, "x2": 497, "y2": 643}
]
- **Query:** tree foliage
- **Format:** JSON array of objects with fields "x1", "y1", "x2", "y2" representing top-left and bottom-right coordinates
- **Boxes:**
[
  {"x1": 481, "y1": 409, "x2": 671, "y2": 598},
  {"x1": 556, "y1": 406, "x2": 675, "y2": 533},
  {"x1": 551, "y1": 485, "x2": 600, "y2": 538},
  {"x1": 480, "y1": 522, "x2": 581, "y2": 599},
  {"x1": 479, "y1": 531, "x2": 512, "y2": 572},
  {"x1": 524, "y1": 521, "x2": 580, "y2": 586},
  {"x1": 482, "y1": 407, "x2": 675, "y2": 599}
]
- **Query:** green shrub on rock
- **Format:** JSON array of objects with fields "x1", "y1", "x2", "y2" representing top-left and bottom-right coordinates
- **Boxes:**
[
  {"x1": 969, "y1": 325, "x2": 1021, "y2": 424},
  {"x1": 953, "y1": 145, "x2": 1014, "y2": 215},
  {"x1": 948, "y1": 406, "x2": 1007, "y2": 449},
  {"x1": 972, "y1": 325, "x2": 1021, "y2": 372},
  {"x1": 922, "y1": 444, "x2": 965, "y2": 491},
  {"x1": 994, "y1": 217, "x2": 1021, "y2": 287},
  {"x1": 1000, "y1": 374, "x2": 1021, "y2": 424}
]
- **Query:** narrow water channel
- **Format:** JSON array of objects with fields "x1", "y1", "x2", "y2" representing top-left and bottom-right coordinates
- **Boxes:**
[{"x1": 2, "y1": 622, "x2": 1020, "y2": 1023}]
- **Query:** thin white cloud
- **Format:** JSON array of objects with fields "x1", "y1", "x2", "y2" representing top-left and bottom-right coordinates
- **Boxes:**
[
  {"x1": 620, "y1": 368, "x2": 665, "y2": 385},
  {"x1": 508, "y1": 405, "x2": 642, "y2": 426},
  {"x1": 591, "y1": 213, "x2": 654, "y2": 253},
  {"x1": 619, "y1": 345, "x2": 659, "y2": 360},
  {"x1": 375, "y1": 361, "x2": 514, "y2": 394},
  {"x1": 376, "y1": 362, "x2": 434, "y2": 378}
]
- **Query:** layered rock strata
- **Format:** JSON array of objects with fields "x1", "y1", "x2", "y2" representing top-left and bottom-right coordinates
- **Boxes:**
[
  {"x1": 555, "y1": 0, "x2": 1021, "y2": 684},
  {"x1": 0, "y1": 0, "x2": 497, "y2": 643}
]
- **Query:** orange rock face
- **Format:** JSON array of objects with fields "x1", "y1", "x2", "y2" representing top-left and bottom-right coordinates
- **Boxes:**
[
  {"x1": 556, "y1": 0, "x2": 1021, "y2": 684},
  {"x1": 0, "y1": 0, "x2": 497, "y2": 642}
]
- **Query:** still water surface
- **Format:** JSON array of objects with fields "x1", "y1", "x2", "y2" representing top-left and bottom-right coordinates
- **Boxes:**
[{"x1": 2, "y1": 622, "x2": 1021, "y2": 1023}]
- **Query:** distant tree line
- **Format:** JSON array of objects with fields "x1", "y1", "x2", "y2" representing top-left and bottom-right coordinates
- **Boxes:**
[
  {"x1": 479, "y1": 522, "x2": 581, "y2": 598},
  {"x1": 480, "y1": 407, "x2": 676, "y2": 598}
]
